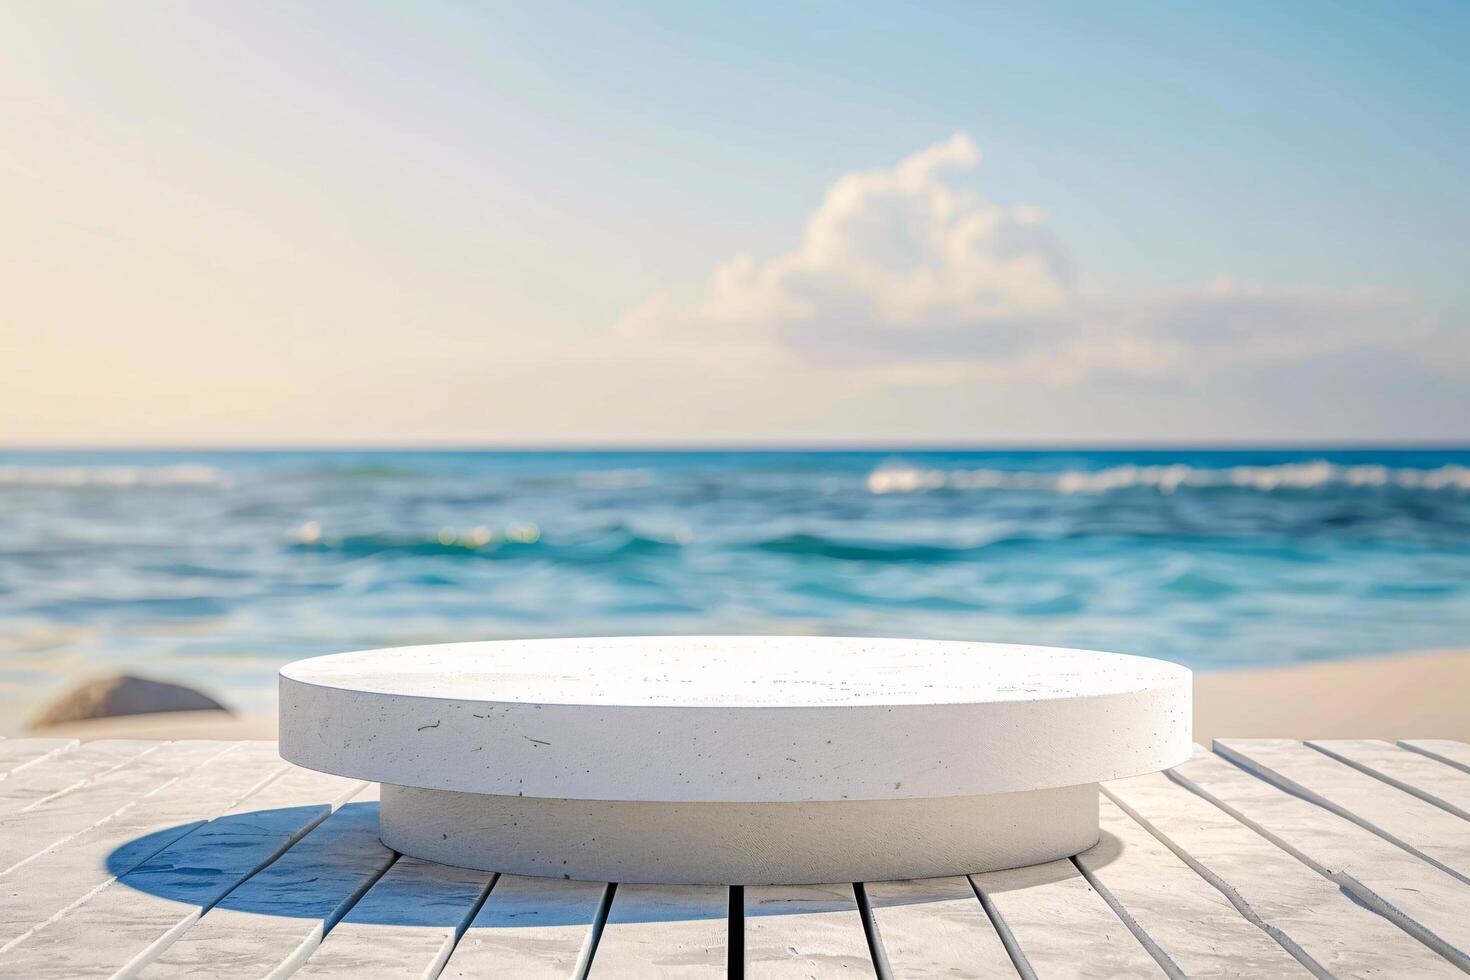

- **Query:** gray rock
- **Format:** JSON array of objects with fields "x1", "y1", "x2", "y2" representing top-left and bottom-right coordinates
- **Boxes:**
[{"x1": 31, "y1": 675, "x2": 229, "y2": 726}]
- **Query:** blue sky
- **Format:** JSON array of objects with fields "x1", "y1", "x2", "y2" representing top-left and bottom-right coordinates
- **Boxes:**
[{"x1": 2, "y1": 1, "x2": 1466, "y2": 443}]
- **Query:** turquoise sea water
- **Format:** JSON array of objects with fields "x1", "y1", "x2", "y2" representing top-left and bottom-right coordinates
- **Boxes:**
[{"x1": 2, "y1": 448, "x2": 1468, "y2": 728}]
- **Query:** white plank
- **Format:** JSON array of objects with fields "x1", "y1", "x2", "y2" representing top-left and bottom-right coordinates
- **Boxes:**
[
  {"x1": 1076, "y1": 795, "x2": 1311, "y2": 977},
  {"x1": 1149, "y1": 748, "x2": 1469, "y2": 974},
  {"x1": 440, "y1": 874, "x2": 608, "y2": 979},
  {"x1": 221, "y1": 762, "x2": 363, "y2": 813},
  {"x1": 0, "y1": 739, "x2": 158, "y2": 814},
  {"x1": 1103, "y1": 767, "x2": 1462, "y2": 977},
  {"x1": 0, "y1": 764, "x2": 362, "y2": 978},
  {"x1": 860, "y1": 876, "x2": 1016, "y2": 978},
  {"x1": 1310, "y1": 739, "x2": 1470, "y2": 820},
  {"x1": 745, "y1": 883, "x2": 874, "y2": 977},
  {"x1": 0, "y1": 740, "x2": 233, "y2": 875},
  {"x1": 1401, "y1": 739, "x2": 1470, "y2": 775},
  {"x1": 971, "y1": 859, "x2": 1165, "y2": 979},
  {"x1": 294, "y1": 857, "x2": 494, "y2": 978},
  {"x1": 140, "y1": 790, "x2": 395, "y2": 979},
  {"x1": 590, "y1": 884, "x2": 727, "y2": 977},
  {"x1": 1216, "y1": 738, "x2": 1470, "y2": 883},
  {"x1": 0, "y1": 738, "x2": 77, "y2": 780},
  {"x1": 0, "y1": 742, "x2": 283, "y2": 952}
]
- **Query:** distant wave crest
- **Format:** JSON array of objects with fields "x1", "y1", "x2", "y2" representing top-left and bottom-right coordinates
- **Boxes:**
[
  {"x1": 288, "y1": 522, "x2": 686, "y2": 563},
  {"x1": 866, "y1": 460, "x2": 1470, "y2": 495},
  {"x1": 0, "y1": 464, "x2": 231, "y2": 488}
]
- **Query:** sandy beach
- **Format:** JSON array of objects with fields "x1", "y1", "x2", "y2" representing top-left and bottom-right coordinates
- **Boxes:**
[
  {"x1": 1190, "y1": 646, "x2": 1470, "y2": 745},
  {"x1": 27, "y1": 646, "x2": 1470, "y2": 745}
]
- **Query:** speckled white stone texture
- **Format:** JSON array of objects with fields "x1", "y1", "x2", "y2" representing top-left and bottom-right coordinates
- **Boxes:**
[
  {"x1": 279, "y1": 636, "x2": 1190, "y2": 883},
  {"x1": 380, "y1": 783, "x2": 1100, "y2": 885},
  {"x1": 279, "y1": 636, "x2": 1191, "y2": 802}
]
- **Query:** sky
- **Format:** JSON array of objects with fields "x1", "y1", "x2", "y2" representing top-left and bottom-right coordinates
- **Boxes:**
[{"x1": 2, "y1": 1, "x2": 1467, "y2": 445}]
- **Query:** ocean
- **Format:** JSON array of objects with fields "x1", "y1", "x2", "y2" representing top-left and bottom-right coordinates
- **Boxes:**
[{"x1": 2, "y1": 447, "x2": 1468, "y2": 730}]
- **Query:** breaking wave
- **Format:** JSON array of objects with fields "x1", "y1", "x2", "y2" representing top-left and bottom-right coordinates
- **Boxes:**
[
  {"x1": 287, "y1": 522, "x2": 686, "y2": 563},
  {"x1": 866, "y1": 461, "x2": 1470, "y2": 495}
]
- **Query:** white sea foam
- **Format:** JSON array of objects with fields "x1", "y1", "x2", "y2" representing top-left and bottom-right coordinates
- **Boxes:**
[
  {"x1": 0, "y1": 464, "x2": 231, "y2": 488},
  {"x1": 866, "y1": 461, "x2": 1470, "y2": 495}
]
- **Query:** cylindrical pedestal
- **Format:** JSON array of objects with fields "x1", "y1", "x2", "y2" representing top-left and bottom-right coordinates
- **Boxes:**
[
  {"x1": 282, "y1": 636, "x2": 1190, "y2": 885},
  {"x1": 380, "y1": 782, "x2": 1100, "y2": 885}
]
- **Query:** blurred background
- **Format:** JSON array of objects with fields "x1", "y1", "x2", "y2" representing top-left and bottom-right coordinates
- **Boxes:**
[
  {"x1": 2, "y1": 3, "x2": 1466, "y2": 732},
  {"x1": 4, "y1": 447, "x2": 1469, "y2": 729}
]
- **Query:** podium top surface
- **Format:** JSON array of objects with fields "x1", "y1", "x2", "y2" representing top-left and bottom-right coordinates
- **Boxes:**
[
  {"x1": 279, "y1": 636, "x2": 1188, "y2": 709},
  {"x1": 279, "y1": 637, "x2": 1191, "y2": 801}
]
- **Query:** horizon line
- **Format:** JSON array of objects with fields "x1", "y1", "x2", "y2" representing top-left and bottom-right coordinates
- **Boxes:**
[{"x1": 3, "y1": 440, "x2": 1469, "y2": 454}]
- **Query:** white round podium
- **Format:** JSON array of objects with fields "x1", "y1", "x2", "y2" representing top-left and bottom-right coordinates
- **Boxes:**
[{"x1": 279, "y1": 637, "x2": 1190, "y2": 884}]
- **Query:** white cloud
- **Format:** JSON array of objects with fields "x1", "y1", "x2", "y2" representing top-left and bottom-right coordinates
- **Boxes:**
[{"x1": 620, "y1": 133, "x2": 1457, "y2": 386}]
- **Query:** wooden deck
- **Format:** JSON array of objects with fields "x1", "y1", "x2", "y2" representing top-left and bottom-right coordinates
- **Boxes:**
[{"x1": 0, "y1": 737, "x2": 1467, "y2": 978}]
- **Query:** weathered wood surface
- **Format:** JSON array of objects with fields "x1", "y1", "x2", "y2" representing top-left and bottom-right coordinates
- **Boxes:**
[
  {"x1": 0, "y1": 766, "x2": 363, "y2": 978},
  {"x1": 0, "y1": 742, "x2": 285, "y2": 952},
  {"x1": 972, "y1": 859, "x2": 1168, "y2": 978},
  {"x1": 1401, "y1": 738, "x2": 1470, "y2": 774},
  {"x1": 1215, "y1": 738, "x2": 1470, "y2": 883},
  {"x1": 591, "y1": 884, "x2": 727, "y2": 977},
  {"x1": 294, "y1": 857, "x2": 494, "y2": 978},
  {"x1": 0, "y1": 737, "x2": 1467, "y2": 979},
  {"x1": 0, "y1": 740, "x2": 234, "y2": 875},
  {"x1": 141, "y1": 789, "x2": 392, "y2": 978},
  {"x1": 1075, "y1": 795, "x2": 1312, "y2": 977},
  {"x1": 745, "y1": 883, "x2": 874, "y2": 977},
  {"x1": 1311, "y1": 738, "x2": 1470, "y2": 819},
  {"x1": 1209, "y1": 741, "x2": 1470, "y2": 968},
  {"x1": 1104, "y1": 764, "x2": 1463, "y2": 978},
  {"x1": 441, "y1": 874, "x2": 606, "y2": 978},
  {"x1": 0, "y1": 737, "x2": 76, "y2": 780},
  {"x1": 861, "y1": 875, "x2": 1015, "y2": 976},
  {"x1": 0, "y1": 739, "x2": 158, "y2": 814}
]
